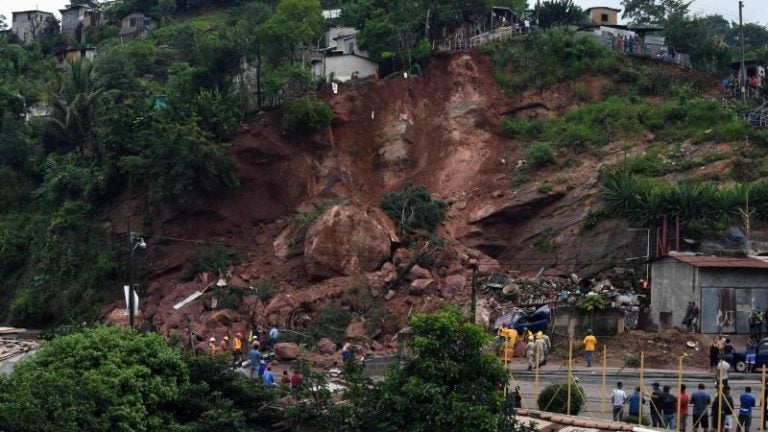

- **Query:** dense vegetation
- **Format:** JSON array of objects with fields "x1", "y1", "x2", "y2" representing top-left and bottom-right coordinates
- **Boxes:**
[
  {"x1": 380, "y1": 182, "x2": 446, "y2": 235},
  {"x1": 0, "y1": 326, "x2": 281, "y2": 431},
  {"x1": 0, "y1": 0, "x2": 333, "y2": 327}
]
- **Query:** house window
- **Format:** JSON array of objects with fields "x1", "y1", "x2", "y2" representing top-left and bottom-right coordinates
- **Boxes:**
[
  {"x1": 601, "y1": 14, "x2": 609, "y2": 22},
  {"x1": 129, "y1": 18, "x2": 137, "y2": 27}
]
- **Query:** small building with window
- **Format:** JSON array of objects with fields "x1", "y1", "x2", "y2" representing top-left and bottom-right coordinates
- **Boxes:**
[
  {"x1": 585, "y1": 7, "x2": 621, "y2": 26},
  {"x1": 311, "y1": 27, "x2": 378, "y2": 82},
  {"x1": 60, "y1": 3, "x2": 103, "y2": 43},
  {"x1": 650, "y1": 253, "x2": 768, "y2": 333},
  {"x1": 120, "y1": 12, "x2": 158, "y2": 41},
  {"x1": 10, "y1": 10, "x2": 56, "y2": 44}
]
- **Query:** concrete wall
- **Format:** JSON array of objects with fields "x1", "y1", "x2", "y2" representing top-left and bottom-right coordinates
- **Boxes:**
[
  {"x1": 699, "y1": 268, "x2": 768, "y2": 333},
  {"x1": 552, "y1": 307, "x2": 625, "y2": 337},
  {"x1": 651, "y1": 259, "x2": 768, "y2": 333},
  {"x1": 313, "y1": 55, "x2": 378, "y2": 82},
  {"x1": 588, "y1": 8, "x2": 619, "y2": 25},
  {"x1": 120, "y1": 13, "x2": 158, "y2": 38},
  {"x1": 650, "y1": 258, "x2": 697, "y2": 330}
]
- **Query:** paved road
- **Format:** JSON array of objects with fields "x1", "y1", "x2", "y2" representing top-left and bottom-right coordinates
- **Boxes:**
[{"x1": 508, "y1": 361, "x2": 768, "y2": 426}]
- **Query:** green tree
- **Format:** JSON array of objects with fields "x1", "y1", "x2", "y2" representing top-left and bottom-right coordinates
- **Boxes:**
[
  {"x1": 118, "y1": 111, "x2": 239, "y2": 208},
  {"x1": 535, "y1": 0, "x2": 586, "y2": 28},
  {"x1": 0, "y1": 327, "x2": 282, "y2": 432},
  {"x1": 0, "y1": 326, "x2": 188, "y2": 431},
  {"x1": 47, "y1": 59, "x2": 105, "y2": 159},
  {"x1": 257, "y1": 0, "x2": 323, "y2": 67},
  {"x1": 341, "y1": 307, "x2": 532, "y2": 431},
  {"x1": 725, "y1": 23, "x2": 768, "y2": 52},
  {"x1": 380, "y1": 181, "x2": 446, "y2": 235}
]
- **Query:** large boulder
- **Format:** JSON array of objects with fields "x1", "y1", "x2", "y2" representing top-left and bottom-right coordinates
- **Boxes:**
[
  {"x1": 273, "y1": 222, "x2": 306, "y2": 259},
  {"x1": 317, "y1": 338, "x2": 337, "y2": 355},
  {"x1": 304, "y1": 205, "x2": 398, "y2": 279},
  {"x1": 274, "y1": 342, "x2": 300, "y2": 360}
]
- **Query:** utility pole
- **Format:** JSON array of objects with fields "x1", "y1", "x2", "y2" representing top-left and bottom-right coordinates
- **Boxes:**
[
  {"x1": 739, "y1": 0, "x2": 746, "y2": 102},
  {"x1": 470, "y1": 262, "x2": 478, "y2": 324}
]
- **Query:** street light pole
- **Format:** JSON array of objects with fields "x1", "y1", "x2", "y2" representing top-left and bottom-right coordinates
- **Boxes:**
[
  {"x1": 129, "y1": 235, "x2": 146, "y2": 330},
  {"x1": 739, "y1": 0, "x2": 746, "y2": 102}
]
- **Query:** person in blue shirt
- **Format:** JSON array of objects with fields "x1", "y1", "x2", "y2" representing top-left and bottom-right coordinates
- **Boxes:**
[
  {"x1": 262, "y1": 364, "x2": 275, "y2": 387},
  {"x1": 628, "y1": 386, "x2": 645, "y2": 417},
  {"x1": 691, "y1": 383, "x2": 711, "y2": 432},
  {"x1": 249, "y1": 346, "x2": 262, "y2": 379},
  {"x1": 739, "y1": 386, "x2": 756, "y2": 432},
  {"x1": 257, "y1": 359, "x2": 267, "y2": 378},
  {"x1": 269, "y1": 326, "x2": 279, "y2": 349}
]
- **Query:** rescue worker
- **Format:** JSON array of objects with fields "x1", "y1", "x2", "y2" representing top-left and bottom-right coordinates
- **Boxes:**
[
  {"x1": 219, "y1": 335, "x2": 229, "y2": 353},
  {"x1": 208, "y1": 337, "x2": 217, "y2": 355},
  {"x1": 534, "y1": 332, "x2": 546, "y2": 367},
  {"x1": 525, "y1": 336, "x2": 535, "y2": 371},
  {"x1": 232, "y1": 332, "x2": 243, "y2": 368}
]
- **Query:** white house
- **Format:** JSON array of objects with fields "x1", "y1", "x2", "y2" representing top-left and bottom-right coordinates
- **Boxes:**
[
  {"x1": 11, "y1": 10, "x2": 56, "y2": 43},
  {"x1": 311, "y1": 27, "x2": 378, "y2": 82}
]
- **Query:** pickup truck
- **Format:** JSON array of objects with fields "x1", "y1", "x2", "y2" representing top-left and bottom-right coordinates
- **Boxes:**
[{"x1": 732, "y1": 337, "x2": 768, "y2": 372}]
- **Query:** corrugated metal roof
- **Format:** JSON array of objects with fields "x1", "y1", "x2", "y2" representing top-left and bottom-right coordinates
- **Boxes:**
[{"x1": 669, "y1": 254, "x2": 768, "y2": 269}]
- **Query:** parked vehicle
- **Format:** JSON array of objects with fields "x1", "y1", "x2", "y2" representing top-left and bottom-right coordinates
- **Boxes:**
[
  {"x1": 732, "y1": 337, "x2": 768, "y2": 372},
  {"x1": 493, "y1": 304, "x2": 551, "y2": 333}
]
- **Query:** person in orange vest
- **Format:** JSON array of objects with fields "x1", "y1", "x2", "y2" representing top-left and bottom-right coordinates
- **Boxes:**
[
  {"x1": 208, "y1": 337, "x2": 217, "y2": 355},
  {"x1": 219, "y1": 335, "x2": 229, "y2": 353},
  {"x1": 232, "y1": 332, "x2": 243, "y2": 368}
]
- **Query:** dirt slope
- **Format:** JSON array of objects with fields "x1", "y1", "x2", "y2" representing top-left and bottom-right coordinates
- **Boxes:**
[{"x1": 104, "y1": 51, "x2": 718, "y2": 347}]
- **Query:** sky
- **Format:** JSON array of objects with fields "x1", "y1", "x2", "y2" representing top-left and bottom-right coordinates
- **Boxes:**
[{"x1": 1, "y1": 0, "x2": 767, "y2": 26}]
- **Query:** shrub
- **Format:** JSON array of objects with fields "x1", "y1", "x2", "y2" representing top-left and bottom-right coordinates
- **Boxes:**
[
  {"x1": 380, "y1": 182, "x2": 446, "y2": 235},
  {"x1": 526, "y1": 142, "x2": 555, "y2": 169},
  {"x1": 282, "y1": 97, "x2": 333, "y2": 135},
  {"x1": 306, "y1": 304, "x2": 352, "y2": 345},
  {"x1": 181, "y1": 245, "x2": 240, "y2": 281},
  {"x1": 538, "y1": 182, "x2": 552, "y2": 194},
  {"x1": 572, "y1": 85, "x2": 589, "y2": 101},
  {"x1": 537, "y1": 382, "x2": 585, "y2": 415},
  {"x1": 255, "y1": 280, "x2": 275, "y2": 302},
  {"x1": 502, "y1": 118, "x2": 543, "y2": 138}
]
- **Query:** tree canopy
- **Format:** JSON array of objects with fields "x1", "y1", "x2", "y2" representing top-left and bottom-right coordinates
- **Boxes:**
[{"x1": 0, "y1": 326, "x2": 279, "y2": 432}]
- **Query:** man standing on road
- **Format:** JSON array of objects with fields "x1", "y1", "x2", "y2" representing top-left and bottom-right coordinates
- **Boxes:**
[
  {"x1": 249, "y1": 344, "x2": 261, "y2": 379},
  {"x1": 534, "y1": 333, "x2": 546, "y2": 367},
  {"x1": 717, "y1": 357, "x2": 731, "y2": 388},
  {"x1": 651, "y1": 382, "x2": 664, "y2": 428},
  {"x1": 738, "y1": 386, "x2": 755, "y2": 432},
  {"x1": 713, "y1": 386, "x2": 734, "y2": 432},
  {"x1": 691, "y1": 383, "x2": 711, "y2": 432},
  {"x1": 612, "y1": 381, "x2": 627, "y2": 421},
  {"x1": 583, "y1": 329, "x2": 597, "y2": 367},
  {"x1": 661, "y1": 385, "x2": 678, "y2": 431},
  {"x1": 629, "y1": 386, "x2": 645, "y2": 419},
  {"x1": 679, "y1": 384, "x2": 690, "y2": 432}
]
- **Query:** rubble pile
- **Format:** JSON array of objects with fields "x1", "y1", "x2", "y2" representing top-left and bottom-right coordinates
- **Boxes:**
[
  {"x1": 0, "y1": 339, "x2": 38, "y2": 361},
  {"x1": 484, "y1": 267, "x2": 645, "y2": 308}
]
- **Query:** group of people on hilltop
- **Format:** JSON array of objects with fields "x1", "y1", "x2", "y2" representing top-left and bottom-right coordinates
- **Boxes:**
[
  {"x1": 722, "y1": 74, "x2": 764, "y2": 99},
  {"x1": 612, "y1": 379, "x2": 761, "y2": 432}
]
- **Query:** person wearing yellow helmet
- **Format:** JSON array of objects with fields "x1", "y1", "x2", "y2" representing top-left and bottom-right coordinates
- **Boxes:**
[{"x1": 208, "y1": 337, "x2": 217, "y2": 355}]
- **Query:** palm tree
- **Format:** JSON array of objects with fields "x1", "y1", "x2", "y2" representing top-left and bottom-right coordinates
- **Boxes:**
[
  {"x1": 579, "y1": 294, "x2": 605, "y2": 331},
  {"x1": 47, "y1": 59, "x2": 104, "y2": 159}
]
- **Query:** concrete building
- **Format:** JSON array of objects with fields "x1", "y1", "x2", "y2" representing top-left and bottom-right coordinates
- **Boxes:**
[
  {"x1": 10, "y1": 10, "x2": 56, "y2": 43},
  {"x1": 60, "y1": 3, "x2": 103, "y2": 43},
  {"x1": 585, "y1": 7, "x2": 621, "y2": 26},
  {"x1": 650, "y1": 253, "x2": 768, "y2": 333},
  {"x1": 310, "y1": 27, "x2": 378, "y2": 82},
  {"x1": 119, "y1": 12, "x2": 158, "y2": 41}
]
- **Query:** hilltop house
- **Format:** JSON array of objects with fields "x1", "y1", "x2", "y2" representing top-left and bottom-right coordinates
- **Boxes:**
[
  {"x1": 650, "y1": 253, "x2": 768, "y2": 333},
  {"x1": 11, "y1": 10, "x2": 56, "y2": 43},
  {"x1": 119, "y1": 12, "x2": 158, "y2": 41},
  {"x1": 60, "y1": 3, "x2": 104, "y2": 44},
  {"x1": 585, "y1": 7, "x2": 621, "y2": 26},
  {"x1": 311, "y1": 26, "x2": 378, "y2": 82}
]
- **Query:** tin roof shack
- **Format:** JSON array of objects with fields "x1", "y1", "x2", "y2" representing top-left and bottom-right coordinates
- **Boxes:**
[{"x1": 650, "y1": 253, "x2": 768, "y2": 333}]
